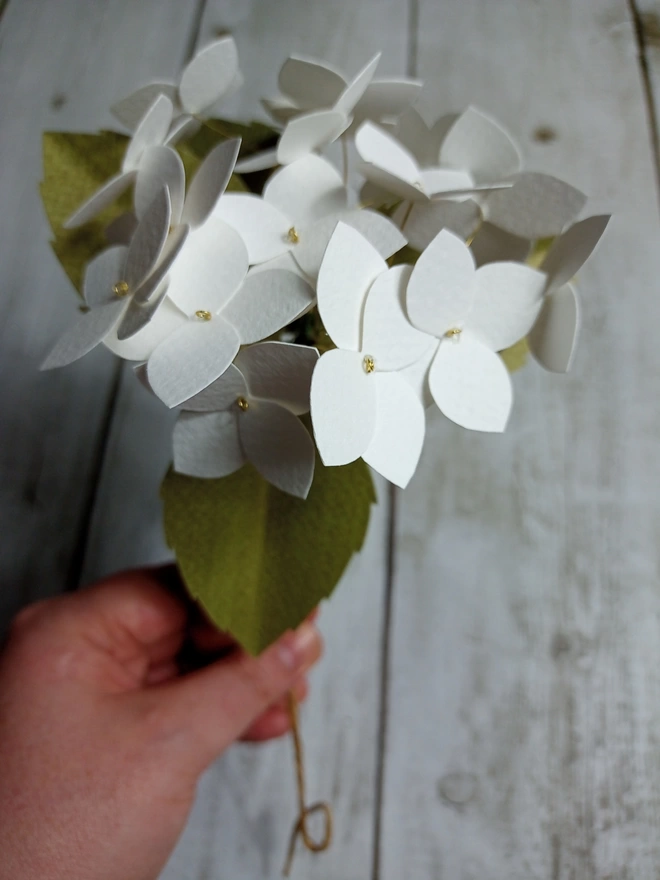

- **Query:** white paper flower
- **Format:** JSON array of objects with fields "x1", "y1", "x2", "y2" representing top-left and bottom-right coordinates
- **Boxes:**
[
  {"x1": 310, "y1": 223, "x2": 432, "y2": 487},
  {"x1": 173, "y1": 342, "x2": 318, "y2": 499},
  {"x1": 111, "y1": 37, "x2": 242, "y2": 140},
  {"x1": 235, "y1": 53, "x2": 390, "y2": 173},
  {"x1": 216, "y1": 153, "x2": 406, "y2": 279},
  {"x1": 41, "y1": 187, "x2": 188, "y2": 370},
  {"x1": 406, "y1": 229, "x2": 547, "y2": 432},
  {"x1": 528, "y1": 215, "x2": 610, "y2": 372},
  {"x1": 64, "y1": 95, "x2": 174, "y2": 229}
]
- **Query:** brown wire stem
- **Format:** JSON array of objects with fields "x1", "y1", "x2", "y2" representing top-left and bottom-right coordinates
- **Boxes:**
[{"x1": 282, "y1": 691, "x2": 333, "y2": 876}]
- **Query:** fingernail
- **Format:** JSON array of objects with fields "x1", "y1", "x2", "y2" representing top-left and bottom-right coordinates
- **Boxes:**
[{"x1": 278, "y1": 622, "x2": 317, "y2": 672}]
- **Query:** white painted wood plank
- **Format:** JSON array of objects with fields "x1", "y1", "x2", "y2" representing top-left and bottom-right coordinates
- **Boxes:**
[
  {"x1": 381, "y1": 2, "x2": 660, "y2": 878},
  {"x1": 153, "y1": 2, "x2": 412, "y2": 877},
  {"x1": 0, "y1": 0, "x2": 201, "y2": 629}
]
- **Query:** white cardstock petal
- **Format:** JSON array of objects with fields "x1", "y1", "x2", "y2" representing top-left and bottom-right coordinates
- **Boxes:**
[
  {"x1": 485, "y1": 173, "x2": 587, "y2": 239},
  {"x1": 541, "y1": 215, "x2": 610, "y2": 292},
  {"x1": 421, "y1": 167, "x2": 474, "y2": 196},
  {"x1": 277, "y1": 109, "x2": 349, "y2": 165},
  {"x1": 104, "y1": 296, "x2": 186, "y2": 362},
  {"x1": 355, "y1": 121, "x2": 426, "y2": 201},
  {"x1": 173, "y1": 411, "x2": 245, "y2": 478},
  {"x1": 235, "y1": 341, "x2": 319, "y2": 414},
  {"x1": 262, "y1": 97, "x2": 299, "y2": 124},
  {"x1": 429, "y1": 335, "x2": 512, "y2": 432},
  {"x1": 124, "y1": 187, "x2": 171, "y2": 288},
  {"x1": 104, "y1": 212, "x2": 138, "y2": 246},
  {"x1": 180, "y1": 364, "x2": 248, "y2": 412},
  {"x1": 179, "y1": 37, "x2": 239, "y2": 115},
  {"x1": 334, "y1": 53, "x2": 381, "y2": 116},
  {"x1": 215, "y1": 193, "x2": 291, "y2": 264},
  {"x1": 147, "y1": 316, "x2": 241, "y2": 407},
  {"x1": 221, "y1": 270, "x2": 315, "y2": 344},
  {"x1": 111, "y1": 83, "x2": 179, "y2": 131},
  {"x1": 363, "y1": 371, "x2": 426, "y2": 488},
  {"x1": 183, "y1": 138, "x2": 241, "y2": 228},
  {"x1": 439, "y1": 107, "x2": 521, "y2": 183},
  {"x1": 134, "y1": 146, "x2": 185, "y2": 224},
  {"x1": 528, "y1": 283, "x2": 581, "y2": 373},
  {"x1": 310, "y1": 348, "x2": 378, "y2": 466},
  {"x1": 399, "y1": 340, "x2": 438, "y2": 409},
  {"x1": 116, "y1": 279, "x2": 170, "y2": 341},
  {"x1": 469, "y1": 221, "x2": 531, "y2": 267},
  {"x1": 317, "y1": 222, "x2": 387, "y2": 352},
  {"x1": 238, "y1": 401, "x2": 316, "y2": 499},
  {"x1": 123, "y1": 95, "x2": 173, "y2": 171},
  {"x1": 396, "y1": 199, "x2": 482, "y2": 251},
  {"x1": 471, "y1": 262, "x2": 546, "y2": 351},
  {"x1": 40, "y1": 301, "x2": 125, "y2": 369},
  {"x1": 362, "y1": 265, "x2": 435, "y2": 370},
  {"x1": 407, "y1": 229, "x2": 476, "y2": 337},
  {"x1": 166, "y1": 218, "x2": 248, "y2": 315},
  {"x1": 84, "y1": 246, "x2": 128, "y2": 308},
  {"x1": 264, "y1": 153, "x2": 347, "y2": 226},
  {"x1": 351, "y1": 78, "x2": 424, "y2": 129},
  {"x1": 63, "y1": 171, "x2": 135, "y2": 229},
  {"x1": 234, "y1": 148, "x2": 279, "y2": 174},
  {"x1": 278, "y1": 56, "x2": 346, "y2": 109}
]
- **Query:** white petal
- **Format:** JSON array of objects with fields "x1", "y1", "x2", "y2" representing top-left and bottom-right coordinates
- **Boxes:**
[
  {"x1": 215, "y1": 193, "x2": 291, "y2": 264},
  {"x1": 400, "y1": 340, "x2": 438, "y2": 409},
  {"x1": 485, "y1": 173, "x2": 587, "y2": 239},
  {"x1": 440, "y1": 107, "x2": 521, "y2": 184},
  {"x1": 351, "y1": 78, "x2": 424, "y2": 128},
  {"x1": 104, "y1": 295, "x2": 186, "y2": 362},
  {"x1": 362, "y1": 265, "x2": 435, "y2": 370},
  {"x1": 278, "y1": 56, "x2": 346, "y2": 109},
  {"x1": 471, "y1": 262, "x2": 546, "y2": 351},
  {"x1": 277, "y1": 110, "x2": 349, "y2": 165},
  {"x1": 363, "y1": 371, "x2": 425, "y2": 487},
  {"x1": 235, "y1": 341, "x2": 319, "y2": 414},
  {"x1": 396, "y1": 107, "x2": 438, "y2": 165},
  {"x1": 541, "y1": 215, "x2": 610, "y2": 292},
  {"x1": 429, "y1": 335, "x2": 512, "y2": 432},
  {"x1": 116, "y1": 280, "x2": 170, "y2": 341},
  {"x1": 111, "y1": 84, "x2": 178, "y2": 131},
  {"x1": 239, "y1": 401, "x2": 315, "y2": 499},
  {"x1": 104, "y1": 212, "x2": 138, "y2": 246},
  {"x1": 134, "y1": 146, "x2": 185, "y2": 223},
  {"x1": 123, "y1": 95, "x2": 173, "y2": 171},
  {"x1": 173, "y1": 411, "x2": 245, "y2": 478},
  {"x1": 222, "y1": 270, "x2": 314, "y2": 344},
  {"x1": 262, "y1": 97, "x2": 299, "y2": 123},
  {"x1": 470, "y1": 222, "x2": 531, "y2": 267},
  {"x1": 84, "y1": 246, "x2": 128, "y2": 308},
  {"x1": 180, "y1": 364, "x2": 248, "y2": 411},
  {"x1": 317, "y1": 222, "x2": 387, "y2": 351},
  {"x1": 421, "y1": 167, "x2": 474, "y2": 196},
  {"x1": 166, "y1": 218, "x2": 248, "y2": 315},
  {"x1": 528, "y1": 283, "x2": 580, "y2": 373},
  {"x1": 63, "y1": 172, "x2": 135, "y2": 229},
  {"x1": 148, "y1": 316, "x2": 240, "y2": 407},
  {"x1": 292, "y1": 207, "x2": 405, "y2": 281},
  {"x1": 264, "y1": 153, "x2": 347, "y2": 226},
  {"x1": 40, "y1": 301, "x2": 125, "y2": 369},
  {"x1": 166, "y1": 115, "x2": 200, "y2": 146},
  {"x1": 407, "y1": 229, "x2": 476, "y2": 337},
  {"x1": 124, "y1": 187, "x2": 171, "y2": 289},
  {"x1": 234, "y1": 149, "x2": 279, "y2": 174},
  {"x1": 355, "y1": 122, "x2": 427, "y2": 202},
  {"x1": 179, "y1": 37, "x2": 239, "y2": 115},
  {"x1": 334, "y1": 53, "x2": 381, "y2": 116},
  {"x1": 310, "y1": 348, "x2": 377, "y2": 465},
  {"x1": 183, "y1": 138, "x2": 241, "y2": 228},
  {"x1": 396, "y1": 199, "x2": 481, "y2": 251}
]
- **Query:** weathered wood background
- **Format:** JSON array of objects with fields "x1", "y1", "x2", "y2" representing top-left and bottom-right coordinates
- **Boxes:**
[{"x1": 1, "y1": 0, "x2": 659, "y2": 877}]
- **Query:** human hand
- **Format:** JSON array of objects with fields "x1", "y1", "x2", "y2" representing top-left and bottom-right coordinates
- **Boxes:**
[{"x1": 0, "y1": 567, "x2": 322, "y2": 880}]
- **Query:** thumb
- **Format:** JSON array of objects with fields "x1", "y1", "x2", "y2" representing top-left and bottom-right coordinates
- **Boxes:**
[{"x1": 144, "y1": 621, "x2": 322, "y2": 772}]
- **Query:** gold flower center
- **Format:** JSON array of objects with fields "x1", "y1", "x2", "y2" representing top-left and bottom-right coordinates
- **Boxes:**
[
  {"x1": 287, "y1": 226, "x2": 300, "y2": 244},
  {"x1": 363, "y1": 355, "x2": 376, "y2": 374},
  {"x1": 445, "y1": 327, "x2": 462, "y2": 339},
  {"x1": 113, "y1": 280, "x2": 130, "y2": 297},
  {"x1": 195, "y1": 310, "x2": 212, "y2": 321},
  {"x1": 236, "y1": 397, "x2": 250, "y2": 412}
]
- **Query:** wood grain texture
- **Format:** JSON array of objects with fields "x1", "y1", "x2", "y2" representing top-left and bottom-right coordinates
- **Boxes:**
[
  {"x1": 0, "y1": 0, "x2": 202, "y2": 630},
  {"x1": 380, "y1": 2, "x2": 660, "y2": 878},
  {"x1": 630, "y1": 0, "x2": 660, "y2": 181}
]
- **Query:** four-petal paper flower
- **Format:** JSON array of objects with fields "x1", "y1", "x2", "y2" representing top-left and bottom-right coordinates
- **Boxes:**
[
  {"x1": 216, "y1": 153, "x2": 406, "y2": 278},
  {"x1": 111, "y1": 37, "x2": 242, "y2": 141},
  {"x1": 174, "y1": 342, "x2": 318, "y2": 499},
  {"x1": 310, "y1": 223, "x2": 432, "y2": 488},
  {"x1": 406, "y1": 229, "x2": 547, "y2": 432}
]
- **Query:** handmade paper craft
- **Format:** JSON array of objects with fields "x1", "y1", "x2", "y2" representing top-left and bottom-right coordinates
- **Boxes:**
[{"x1": 38, "y1": 36, "x2": 609, "y2": 873}]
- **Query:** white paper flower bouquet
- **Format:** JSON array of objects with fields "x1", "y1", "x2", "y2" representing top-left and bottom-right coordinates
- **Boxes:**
[{"x1": 40, "y1": 35, "x2": 608, "y2": 867}]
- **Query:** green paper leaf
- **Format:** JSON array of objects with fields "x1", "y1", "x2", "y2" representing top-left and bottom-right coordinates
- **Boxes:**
[
  {"x1": 41, "y1": 131, "x2": 132, "y2": 294},
  {"x1": 161, "y1": 459, "x2": 376, "y2": 655},
  {"x1": 184, "y1": 117, "x2": 278, "y2": 161}
]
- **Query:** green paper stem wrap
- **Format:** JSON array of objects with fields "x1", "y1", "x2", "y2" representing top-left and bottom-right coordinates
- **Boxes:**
[{"x1": 161, "y1": 459, "x2": 376, "y2": 655}]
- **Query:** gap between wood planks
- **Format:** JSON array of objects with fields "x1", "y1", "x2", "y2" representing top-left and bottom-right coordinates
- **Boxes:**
[
  {"x1": 628, "y1": 0, "x2": 660, "y2": 199},
  {"x1": 371, "y1": 4, "x2": 419, "y2": 878}
]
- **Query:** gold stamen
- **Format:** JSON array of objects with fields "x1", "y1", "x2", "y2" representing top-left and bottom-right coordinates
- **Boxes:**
[
  {"x1": 195, "y1": 310, "x2": 212, "y2": 321},
  {"x1": 363, "y1": 355, "x2": 376, "y2": 374},
  {"x1": 445, "y1": 327, "x2": 462, "y2": 340},
  {"x1": 236, "y1": 397, "x2": 250, "y2": 412},
  {"x1": 287, "y1": 226, "x2": 300, "y2": 244},
  {"x1": 113, "y1": 280, "x2": 130, "y2": 298}
]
